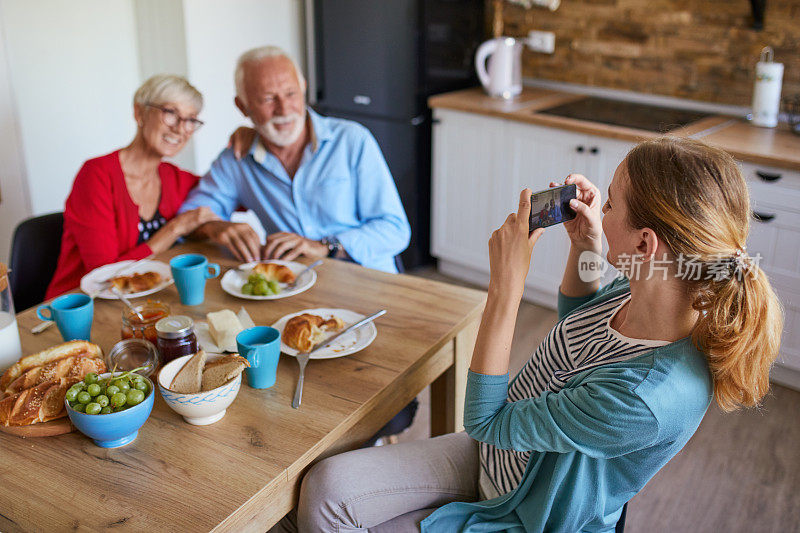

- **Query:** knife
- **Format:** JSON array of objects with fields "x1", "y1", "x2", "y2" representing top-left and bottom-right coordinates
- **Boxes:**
[
  {"x1": 291, "y1": 309, "x2": 386, "y2": 409},
  {"x1": 309, "y1": 309, "x2": 387, "y2": 355}
]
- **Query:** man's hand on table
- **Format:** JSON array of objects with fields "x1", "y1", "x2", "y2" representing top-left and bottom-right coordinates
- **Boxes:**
[
  {"x1": 263, "y1": 232, "x2": 328, "y2": 262},
  {"x1": 196, "y1": 220, "x2": 263, "y2": 263}
]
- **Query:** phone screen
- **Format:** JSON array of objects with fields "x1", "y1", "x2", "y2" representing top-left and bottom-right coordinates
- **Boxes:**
[{"x1": 529, "y1": 183, "x2": 577, "y2": 232}]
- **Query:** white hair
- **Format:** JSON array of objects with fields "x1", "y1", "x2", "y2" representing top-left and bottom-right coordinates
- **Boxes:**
[
  {"x1": 234, "y1": 46, "x2": 306, "y2": 104},
  {"x1": 133, "y1": 74, "x2": 203, "y2": 112}
]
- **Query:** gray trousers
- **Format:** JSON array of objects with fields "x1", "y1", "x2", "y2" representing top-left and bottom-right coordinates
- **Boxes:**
[{"x1": 270, "y1": 432, "x2": 479, "y2": 532}]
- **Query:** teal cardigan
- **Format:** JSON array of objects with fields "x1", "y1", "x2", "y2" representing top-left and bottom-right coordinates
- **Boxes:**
[{"x1": 421, "y1": 277, "x2": 713, "y2": 532}]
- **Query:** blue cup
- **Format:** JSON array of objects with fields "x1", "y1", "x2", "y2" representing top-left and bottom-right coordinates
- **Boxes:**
[
  {"x1": 170, "y1": 254, "x2": 220, "y2": 305},
  {"x1": 36, "y1": 293, "x2": 94, "y2": 341},
  {"x1": 236, "y1": 327, "x2": 281, "y2": 389}
]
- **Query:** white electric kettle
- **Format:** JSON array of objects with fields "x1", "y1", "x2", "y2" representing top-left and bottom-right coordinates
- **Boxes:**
[{"x1": 475, "y1": 37, "x2": 523, "y2": 99}]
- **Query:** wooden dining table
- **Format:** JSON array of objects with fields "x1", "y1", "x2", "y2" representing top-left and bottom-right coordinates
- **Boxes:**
[{"x1": 0, "y1": 242, "x2": 486, "y2": 532}]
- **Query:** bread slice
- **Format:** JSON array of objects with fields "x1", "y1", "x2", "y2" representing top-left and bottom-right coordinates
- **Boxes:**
[
  {"x1": 169, "y1": 350, "x2": 207, "y2": 394},
  {"x1": 201, "y1": 355, "x2": 249, "y2": 391}
]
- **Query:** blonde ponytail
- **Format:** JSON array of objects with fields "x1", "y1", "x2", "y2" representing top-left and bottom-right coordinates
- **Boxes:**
[{"x1": 625, "y1": 137, "x2": 784, "y2": 411}]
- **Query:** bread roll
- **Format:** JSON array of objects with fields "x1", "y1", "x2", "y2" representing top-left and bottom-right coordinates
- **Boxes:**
[
  {"x1": 282, "y1": 314, "x2": 345, "y2": 352},
  {"x1": 4, "y1": 354, "x2": 106, "y2": 397},
  {"x1": 0, "y1": 341, "x2": 102, "y2": 393},
  {"x1": 0, "y1": 377, "x2": 77, "y2": 426},
  {"x1": 252, "y1": 263, "x2": 296, "y2": 283}
]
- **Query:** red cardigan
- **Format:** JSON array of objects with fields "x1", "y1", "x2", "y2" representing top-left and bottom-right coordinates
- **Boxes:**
[{"x1": 45, "y1": 151, "x2": 199, "y2": 299}]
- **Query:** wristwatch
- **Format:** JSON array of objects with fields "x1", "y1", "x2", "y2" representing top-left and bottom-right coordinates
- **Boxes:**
[{"x1": 320, "y1": 236, "x2": 341, "y2": 258}]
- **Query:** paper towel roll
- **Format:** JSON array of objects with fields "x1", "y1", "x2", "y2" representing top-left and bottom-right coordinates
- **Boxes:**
[{"x1": 752, "y1": 58, "x2": 784, "y2": 128}]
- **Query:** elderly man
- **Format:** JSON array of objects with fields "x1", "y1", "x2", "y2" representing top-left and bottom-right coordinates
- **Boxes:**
[{"x1": 180, "y1": 46, "x2": 411, "y2": 273}]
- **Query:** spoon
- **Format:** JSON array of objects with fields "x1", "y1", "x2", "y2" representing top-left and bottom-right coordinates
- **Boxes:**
[{"x1": 111, "y1": 286, "x2": 145, "y2": 321}]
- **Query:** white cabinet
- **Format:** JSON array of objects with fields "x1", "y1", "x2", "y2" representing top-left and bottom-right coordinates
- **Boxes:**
[
  {"x1": 431, "y1": 109, "x2": 633, "y2": 307},
  {"x1": 739, "y1": 161, "x2": 800, "y2": 375}
]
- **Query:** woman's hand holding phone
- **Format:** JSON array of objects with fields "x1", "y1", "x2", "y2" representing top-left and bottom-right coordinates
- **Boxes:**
[
  {"x1": 488, "y1": 189, "x2": 545, "y2": 300},
  {"x1": 556, "y1": 174, "x2": 604, "y2": 254}
]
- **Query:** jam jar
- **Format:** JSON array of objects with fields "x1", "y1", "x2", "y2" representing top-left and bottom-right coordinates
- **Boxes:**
[
  {"x1": 121, "y1": 301, "x2": 171, "y2": 344},
  {"x1": 155, "y1": 315, "x2": 198, "y2": 363}
]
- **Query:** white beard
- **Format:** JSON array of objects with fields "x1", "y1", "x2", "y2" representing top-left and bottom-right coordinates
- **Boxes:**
[{"x1": 256, "y1": 111, "x2": 306, "y2": 147}]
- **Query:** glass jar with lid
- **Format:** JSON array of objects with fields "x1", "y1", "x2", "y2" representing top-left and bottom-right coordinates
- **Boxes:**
[
  {"x1": 121, "y1": 301, "x2": 171, "y2": 344},
  {"x1": 155, "y1": 315, "x2": 198, "y2": 363}
]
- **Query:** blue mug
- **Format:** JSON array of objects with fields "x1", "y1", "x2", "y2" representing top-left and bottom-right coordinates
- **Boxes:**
[
  {"x1": 236, "y1": 327, "x2": 281, "y2": 389},
  {"x1": 169, "y1": 254, "x2": 220, "y2": 305},
  {"x1": 36, "y1": 293, "x2": 94, "y2": 341}
]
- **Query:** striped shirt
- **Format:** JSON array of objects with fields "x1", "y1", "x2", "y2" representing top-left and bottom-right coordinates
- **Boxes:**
[{"x1": 479, "y1": 290, "x2": 670, "y2": 499}]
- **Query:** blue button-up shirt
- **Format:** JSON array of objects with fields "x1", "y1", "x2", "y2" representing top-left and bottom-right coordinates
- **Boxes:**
[{"x1": 180, "y1": 109, "x2": 410, "y2": 273}]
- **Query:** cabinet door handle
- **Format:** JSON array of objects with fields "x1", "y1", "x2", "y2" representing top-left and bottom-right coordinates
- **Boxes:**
[
  {"x1": 756, "y1": 170, "x2": 781, "y2": 182},
  {"x1": 752, "y1": 211, "x2": 776, "y2": 222},
  {"x1": 590, "y1": 147, "x2": 599, "y2": 154},
  {"x1": 576, "y1": 145, "x2": 585, "y2": 153}
]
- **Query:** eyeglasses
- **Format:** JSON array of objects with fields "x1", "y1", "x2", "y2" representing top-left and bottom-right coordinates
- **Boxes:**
[{"x1": 146, "y1": 103, "x2": 204, "y2": 133}]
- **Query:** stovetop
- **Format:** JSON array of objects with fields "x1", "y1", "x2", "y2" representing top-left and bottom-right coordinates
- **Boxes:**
[{"x1": 538, "y1": 96, "x2": 712, "y2": 133}]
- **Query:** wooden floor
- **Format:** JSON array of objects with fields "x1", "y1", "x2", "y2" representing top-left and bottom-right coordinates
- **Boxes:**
[{"x1": 402, "y1": 267, "x2": 800, "y2": 532}]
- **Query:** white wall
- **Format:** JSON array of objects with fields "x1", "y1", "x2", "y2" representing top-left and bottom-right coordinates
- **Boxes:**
[
  {"x1": 0, "y1": 0, "x2": 141, "y2": 216},
  {"x1": 182, "y1": 0, "x2": 306, "y2": 174},
  {"x1": 0, "y1": 11, "x2": 31, "y2": 264},
  {"x1": 0, "y1": 0, "x2": 305, "y2": 263}
]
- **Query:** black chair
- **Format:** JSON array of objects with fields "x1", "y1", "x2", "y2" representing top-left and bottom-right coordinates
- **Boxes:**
[
  {"x1": 9, "y1": 212, "x2": 64, "y2": 312},
  {"x1": 616, "y1": 502, "x2": 628, "y2": 533}
]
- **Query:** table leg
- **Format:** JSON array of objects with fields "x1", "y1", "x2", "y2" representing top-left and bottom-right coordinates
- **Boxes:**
[{"x1": 430, "y1": 316, "x2": 480, "y2": 436}]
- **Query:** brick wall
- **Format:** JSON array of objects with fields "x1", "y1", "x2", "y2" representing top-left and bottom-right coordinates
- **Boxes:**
[{"x1": 495, "y1": 0, "x2": 800, "y2": 106}]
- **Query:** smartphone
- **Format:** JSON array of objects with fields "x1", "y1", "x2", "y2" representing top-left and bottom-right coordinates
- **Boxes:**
[{"x1": 529, "y1": 183, "x2": 577, "y2": 232}]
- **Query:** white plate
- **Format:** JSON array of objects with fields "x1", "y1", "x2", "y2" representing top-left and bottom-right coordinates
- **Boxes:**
[
  {"x1": 271, "y1": 308, "x2": 377, "y2": 360},
  {"x1": 80, "y1": 260, "x2": 173, "y2": 300},
  {"x1": 220, "y1": 260, "x2": 317, "y2": 300}
]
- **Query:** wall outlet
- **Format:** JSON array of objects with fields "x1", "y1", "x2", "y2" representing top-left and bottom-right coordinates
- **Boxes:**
[{"x1": 527, "y1": 30, "x2": 555, "y2": 54}]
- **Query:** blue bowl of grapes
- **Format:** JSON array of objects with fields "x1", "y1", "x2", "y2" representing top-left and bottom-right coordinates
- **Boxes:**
[{"x1": 64, "y1": 369, "x2": 154, "y2": 448}]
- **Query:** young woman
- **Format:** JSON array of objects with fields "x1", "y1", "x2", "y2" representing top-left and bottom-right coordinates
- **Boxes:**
[
  {"x1": 271, "y1": 137, "x2": 783, "y2": 532},
  {"x1": 46, "y1": 74, "x2": 217, "y2": 299}
]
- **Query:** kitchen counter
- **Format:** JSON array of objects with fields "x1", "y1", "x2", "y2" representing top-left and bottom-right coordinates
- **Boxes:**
[{"x1": 429, "y1": 88, "x2": 800, "y2": 171}]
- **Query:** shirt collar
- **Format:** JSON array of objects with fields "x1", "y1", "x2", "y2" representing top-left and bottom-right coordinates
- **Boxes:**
[{"x1": 249, "y1": 108, "x2": 332, "y2": 165}]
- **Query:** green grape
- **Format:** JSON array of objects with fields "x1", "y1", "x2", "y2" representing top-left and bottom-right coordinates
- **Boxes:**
[
  {"x1": 106, "y1": 385, "x2": 120, "y2": 396},
  {"x1": 77, "y1": 391, "x2": 91, "y2": 404},
  {"x1": 96, "y1": 394, "x2": 109, "y2": 407},
  {"x1": 255, "y1": 280, "x2": 269, "y2": 296},
  {"x1": 126, "y1": 389, "x2": 145, "y2": 406},
  {"x1": 248, "y1": 273, "x2": 266, "y2": 284},
  {"x1": 65, "y1": 388, "x2": 79, "y2": 402},
  {"x1": 100, "y1": 406, "x2": 112, "y2": 414},
  {"x1": 87, "y1": 383, "x2": 102, "y2": 397},
  {"x1": 85, "y1": 403, "x2": 101, "y2": 415},
  {"x1": 71, "y1": 382, "x2": 85, "y2": 391},
  {"x1": 111, "y1": 392, "x2": 127, "y2": 407},
  {"x1": 72, "y1": 403, "x2": 86, "y2": 413},
  {"x1": 84, "y1": 373, "x2": 99, "y2": 385},
  {"x1": 133, "y1": 380, "x2": 148, "y2": 392},
  {"x1": 116, "y1": 380, "x2": 131, "y2": 392},
  {"x1": 267, "y1": 280, "x2": 280, "y2": 294},
  {"x1": 241, "y1": 282, "x2": 255, "y2": 295}
]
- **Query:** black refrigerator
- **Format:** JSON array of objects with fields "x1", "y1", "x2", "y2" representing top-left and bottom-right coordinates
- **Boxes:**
[{"x1": 306, "y1": 0, "x2": 485, "y2": 269}]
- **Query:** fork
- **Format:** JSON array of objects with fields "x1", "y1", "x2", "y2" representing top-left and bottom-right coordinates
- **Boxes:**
[{"x1": 291, "y1": 351, "x2": 310, "y2": 409}]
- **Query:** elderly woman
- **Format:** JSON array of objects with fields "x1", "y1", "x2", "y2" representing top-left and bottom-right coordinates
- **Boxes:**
[
  {"x1": 272, "y1": 137, "x2": 783, "y2": 532},
  {"x1": 46, "y1": 74, "x2": 217, "y2": 298}
]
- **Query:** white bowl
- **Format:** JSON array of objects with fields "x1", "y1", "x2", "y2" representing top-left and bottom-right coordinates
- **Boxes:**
[{"x1": 157, "y1": 353, "x2": 241, "y2": 425}]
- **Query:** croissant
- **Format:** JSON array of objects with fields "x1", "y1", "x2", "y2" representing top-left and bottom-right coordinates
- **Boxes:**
[
  {"x1": 111, "y1": 271, "x2": 162, "y2": 293},
  {"x1": 282, "y1": 314, "x2": 345, "y2": 352},
  {"x1": 252, "y1": 263, "x2": 296, "y2": 284}
]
